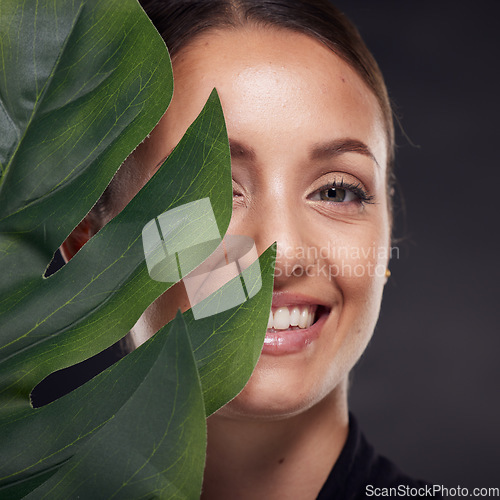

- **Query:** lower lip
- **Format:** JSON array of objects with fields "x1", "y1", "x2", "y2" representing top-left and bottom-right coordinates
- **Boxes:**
[{"x1": 262, "y1": 310, "x2": 329, "y2": 356}]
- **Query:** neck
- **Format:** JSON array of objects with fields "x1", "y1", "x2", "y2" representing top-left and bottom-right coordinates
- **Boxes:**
[{"x1": 201, "y1": 381, "x2": 349, "y2": 500}]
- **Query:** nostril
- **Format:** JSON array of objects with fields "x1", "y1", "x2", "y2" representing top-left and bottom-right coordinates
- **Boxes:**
[{"x1": 290, "y1": 263, "x2": 306, "y2": 277}]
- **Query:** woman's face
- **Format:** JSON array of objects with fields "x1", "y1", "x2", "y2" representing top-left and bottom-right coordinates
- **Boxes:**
[{"x1": 128, "y1": 27, "x2": 390, "y2": 419}]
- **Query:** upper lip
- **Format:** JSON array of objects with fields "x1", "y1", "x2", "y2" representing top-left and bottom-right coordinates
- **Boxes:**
[{"x1": 271, "y1": 291, "x2": 331, "y2": 309}]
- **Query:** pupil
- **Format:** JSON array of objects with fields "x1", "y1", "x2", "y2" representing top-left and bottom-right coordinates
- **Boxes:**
[{"x1": 320, "y1": 186, "x2": 346, "y2": 202}]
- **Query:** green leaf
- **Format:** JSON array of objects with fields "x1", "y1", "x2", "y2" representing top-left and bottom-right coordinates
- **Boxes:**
[
  {"x1": 22, "y1": 313, "x2": 207, "y2": 500},
  {"x1": 0, "y1": 0, "x2": 179, "y2": 410},
  {"x1": 0, "y1": 249, "x2": 275, "y2": 498},
  {"x1": 186, "y1": 245, "x2": 276, "y2": 416},
  {"x1": 0, "y1": 88, "x2": 232, "y2": 415},
  {"x1": 0, "y1": 0, "x2": 173, "y2": 286}
]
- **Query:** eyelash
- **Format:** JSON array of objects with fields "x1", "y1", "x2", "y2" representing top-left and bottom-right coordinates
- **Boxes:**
[
  {"x1": 314, "y1": 178, "x2": 375, "y2": 205},
  {"x1": 232, "y1": 179, "x2": 374, "y2": 206}
]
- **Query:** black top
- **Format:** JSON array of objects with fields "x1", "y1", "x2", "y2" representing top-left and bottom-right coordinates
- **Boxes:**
[{"x1": 317, "y1": 414, "x2": 440, "y2": 499}]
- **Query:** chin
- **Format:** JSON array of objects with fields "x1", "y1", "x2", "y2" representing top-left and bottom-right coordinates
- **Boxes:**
[{"x1": 214, "y1": 353, "x2": 347, "y2": 421}]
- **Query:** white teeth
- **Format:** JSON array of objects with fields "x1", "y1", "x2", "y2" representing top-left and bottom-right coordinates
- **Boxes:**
[
  {"x1": 290, "y1": 307, "x2": 300, "y2": 326},
  {"x1": 267, "y1": 305, "x2": 316, "y2": 330},
  {"x1": 267, "y1": 310, "x2": 273, "y2": 329},
  {"x1": 308, "y1": 309, "x2": 314, "y2": 327},
  {"x1": 274, "y1": 307, "x2": 290, "y2": 330},
  {"x1": 298, "y1": 308, "x2": 309, "y2": 328}
]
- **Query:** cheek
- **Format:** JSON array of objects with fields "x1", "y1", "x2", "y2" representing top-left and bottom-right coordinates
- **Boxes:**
[
  {"x1": 323, "y1": 221, "x2": 390, "y2": 364},
  {"x1": 336, "y1": 264, "x2": 385, "y2": 354}
]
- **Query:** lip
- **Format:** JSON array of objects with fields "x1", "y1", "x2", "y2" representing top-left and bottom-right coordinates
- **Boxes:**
[
  {"x1": 270, "y1": 291, "x2": 330, "y2": 309},
  {"x1": 262, "y1": 292, "x2": 331, "y2": 356}
]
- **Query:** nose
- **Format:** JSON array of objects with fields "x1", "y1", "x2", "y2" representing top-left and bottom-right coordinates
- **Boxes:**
[{"x1": 229, "y1": 194, "x2": 316, "y2": 287}]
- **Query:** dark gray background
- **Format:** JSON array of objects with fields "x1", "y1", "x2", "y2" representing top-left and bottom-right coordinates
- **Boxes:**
[{"x1": 333, "y1": 0, "x2": 500, "y2": 488}]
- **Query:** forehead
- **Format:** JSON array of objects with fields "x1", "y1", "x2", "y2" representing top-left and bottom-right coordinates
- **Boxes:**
[{"x1": 151, "y1": 26, "x2": 387, "y2": 170}]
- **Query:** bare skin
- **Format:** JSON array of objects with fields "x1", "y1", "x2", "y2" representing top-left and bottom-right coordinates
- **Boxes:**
[{"x1": 62, "y1": 26, "x2": 390, "y2": 499}]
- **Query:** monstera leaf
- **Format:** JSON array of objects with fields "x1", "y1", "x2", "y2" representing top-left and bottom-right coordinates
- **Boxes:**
[
  {"x1": 0, "y1": 0, "x2": 274, "y2": 498},
  {"x1": 1, "y1": 249, "x2": 275, "y2": 499}
]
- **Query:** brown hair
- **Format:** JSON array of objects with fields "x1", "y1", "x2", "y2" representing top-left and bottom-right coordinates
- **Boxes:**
[{"x1": 95, "y1": 0, "x2": 395, "y2": 222}]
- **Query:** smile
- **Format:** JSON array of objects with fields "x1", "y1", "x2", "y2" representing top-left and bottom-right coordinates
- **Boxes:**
[
  {"x1": 267, "y1": 305, "x2": 317, "y2": 330},
  {"x1": 263, "y1": 298, "x2": 331, "y2": 355}
]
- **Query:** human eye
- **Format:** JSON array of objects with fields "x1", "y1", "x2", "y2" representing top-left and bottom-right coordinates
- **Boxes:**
[{"x1": 308, "y1": 178, "x2": 374, "y2": 206}]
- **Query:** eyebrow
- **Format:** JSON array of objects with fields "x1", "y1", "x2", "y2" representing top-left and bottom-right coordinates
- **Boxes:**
[{"x1": 309, "y1": 138, "x2": 379, "y2": 167}]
